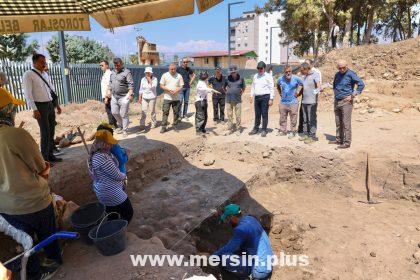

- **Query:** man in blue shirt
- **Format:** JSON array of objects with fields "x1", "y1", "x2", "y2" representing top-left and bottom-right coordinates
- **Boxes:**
[
  {"x1": 276, "y1": 66, "x2": 303, "y2": 138},
  {"x1": 212, "y1": 204, "x2": 273, "y2": 280},
  {"x1": 332, "y1": 60, "x2": 365, "y2": 149}
]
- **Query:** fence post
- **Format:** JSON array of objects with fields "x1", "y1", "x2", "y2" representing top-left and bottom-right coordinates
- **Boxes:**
[{"x1": 59, "y1": 31, "x2": 71, "y2": 104}]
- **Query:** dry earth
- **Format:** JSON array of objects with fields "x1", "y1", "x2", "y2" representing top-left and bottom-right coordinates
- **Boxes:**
[{"x1": 1, "y1": 38, "x2": 419, "y2": 280}]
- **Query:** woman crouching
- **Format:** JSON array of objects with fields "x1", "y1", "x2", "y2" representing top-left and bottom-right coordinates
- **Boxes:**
[{"x1": 88, "y1": 129, "x2": 133, "y2": 223}]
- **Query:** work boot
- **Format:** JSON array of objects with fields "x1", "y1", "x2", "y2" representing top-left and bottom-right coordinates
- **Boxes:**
[
  {"x1": 115, "y1": 127, "x2": 123, "y2": 134},
  {"x1": 299, "y1": 135, "x2": 309, "y2": 141},
  {"x1": 249, "y1": 129, "x2": 259, "y2": 135},
  {"x1": 337, "y1": 143, "x2": 351, "y2": 149},
  {"x1": 160, "y1": 127, "x2": 167, "y2": 134},
  {"x1": 261, "y1": 130, "x2": 267, "y2": 137}
]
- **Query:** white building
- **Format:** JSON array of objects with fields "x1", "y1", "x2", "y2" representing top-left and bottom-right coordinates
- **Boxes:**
[{"x1": 230, "y1": 10, "x2": 299, "y2": 65}]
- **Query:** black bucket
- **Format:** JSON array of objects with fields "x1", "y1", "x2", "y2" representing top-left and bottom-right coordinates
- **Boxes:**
[
  {"x1": 88, "y1": 215, "x2": 128, "y2": 256},
  {"x1": 70, "y1": 202, "x2": 106, "y2": 244}
]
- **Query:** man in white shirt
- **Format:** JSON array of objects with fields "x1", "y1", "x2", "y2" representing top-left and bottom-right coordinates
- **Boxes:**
[
  {"x1": 139, "y1": 67, "x2": 158, "y2": 131},
  {"x1": 159, "y1": 63, "x2": 184, "y2": 133},
  {"x1": 23, "y1": 54, "x2": 62, "y2": 163},
  {"x1": 249, "y1": 61, "x2": 275, "y2": 137},
  {"x1": 100, "y1": 60, "x2": 116, "y2": 128}
]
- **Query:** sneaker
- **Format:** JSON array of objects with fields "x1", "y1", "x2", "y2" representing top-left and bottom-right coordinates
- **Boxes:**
[
  {"x1": 122, "y1": 131, "x2": 128, "y2": 138},
  {"x1": 160, "y1": 127, "x2": 167, "y2": 134},
  {"x1": 276, "y1": 131, "x2": 287, "y2": 136},
  {"x1": 299, "y1": 135, "x2": 309, "y2": 141},
  {"x1": 337, "y1": 143, "x2": 351, "y2": 149},
  {"x1": 115, "y1": 128, "x2": 123, "y2": 134},
  {"x1": 53, "y1": 147, "x2": 63, "y2": 156},
  {"x1": 304, "y1": 138, "x2": 315, "y2": 144},
  {"x1": 151, "y1": 123, "x2": 157, "y2": 129},
  {"x1": 261, "y1": 130, "x2": 267, "y2": 137},
  {"x1": 29, "y1": 265, "x2": 59, "y2": 280},
  {"x1": 288, "y1": 132, "x2": 296, "y2": 139},
  {"x1": 196, "y1": 131, "x2": 204, "y2": 136},
  {"x1": 249, "y1": 129, "x2": 259, "y2": 135}
]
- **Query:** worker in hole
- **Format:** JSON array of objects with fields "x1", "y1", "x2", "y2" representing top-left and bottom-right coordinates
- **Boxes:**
[{"x1": 212, "y1": 204, "x2": 273, "y2": 280}]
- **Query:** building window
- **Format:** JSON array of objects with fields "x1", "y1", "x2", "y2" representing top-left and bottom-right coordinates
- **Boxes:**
[
  {"x1": 266, "y1": 36, "x2": 268, "y2": 40},
  {"x1": 265, "y1": 43, "x2": 268, "y2": 47},
  {"x1": 245, "y1": 43, "x2": 248, "y2": 47},
  {"x1": 204, "y1": 58, "x2": 209, "y2": 64},
  {"x1": 266, "y1": 22, "x2": 269, "y2": 25},
  {"x1": 266, "y1": 29, "x2": 269, "y2": 33},
  {"x1": 238, "y1": 44, "x2": 241, "y2": 47}
]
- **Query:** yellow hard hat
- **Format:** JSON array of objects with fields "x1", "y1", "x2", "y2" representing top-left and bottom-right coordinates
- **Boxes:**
[{"x1": 0, "y1": 88, "x2": 25, "y2": 109}]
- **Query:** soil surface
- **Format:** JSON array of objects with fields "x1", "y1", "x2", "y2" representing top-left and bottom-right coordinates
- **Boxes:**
[{"x1": 1, "y1": 39, "x2": 419, "y2": 280}]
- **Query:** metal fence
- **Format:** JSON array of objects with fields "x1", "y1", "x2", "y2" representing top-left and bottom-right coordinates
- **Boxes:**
[{"x1": 0, "y1": 60, "x2": 288, "y2": 111}]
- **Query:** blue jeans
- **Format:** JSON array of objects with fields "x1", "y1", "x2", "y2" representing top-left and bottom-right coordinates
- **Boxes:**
[
  {"x1": 1, "y1": 203, "x2": 62, "y2": 277},
  {"x1": 253, "y1": 94, "x2": 270, "y2": 131},
  {"x1": 179, "y1": 88, "x2": 190, "y2": 118}
]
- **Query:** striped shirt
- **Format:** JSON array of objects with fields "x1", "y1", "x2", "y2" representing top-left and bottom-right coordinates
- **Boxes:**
[{"x1": 89, "y1": 152, "x2": 127, "y2": 207}]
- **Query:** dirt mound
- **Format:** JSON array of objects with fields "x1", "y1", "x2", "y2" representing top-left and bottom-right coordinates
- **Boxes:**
[
  {"x1": 318, "y1": 38, "x2": 420, "y2": 82},
  {"x1": 15, "y1": 100, "x2": 108, "y2": 144}
]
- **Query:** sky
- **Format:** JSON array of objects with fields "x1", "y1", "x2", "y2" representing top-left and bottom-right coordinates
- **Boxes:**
[{"x1": 29, "y1": 0, "x2": 263, "y2": 58}]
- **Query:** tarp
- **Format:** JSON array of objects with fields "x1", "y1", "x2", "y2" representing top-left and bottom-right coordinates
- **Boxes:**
[{"x1": 0, "y1": 0, "x2": 223, "y2": 34}]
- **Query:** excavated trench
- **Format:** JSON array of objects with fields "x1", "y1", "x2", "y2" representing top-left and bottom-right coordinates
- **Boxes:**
[{"x1": 1, "y1": 136, "x2": 418, "y2": 276}]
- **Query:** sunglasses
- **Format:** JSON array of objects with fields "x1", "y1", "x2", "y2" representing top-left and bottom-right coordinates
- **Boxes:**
[
  {"x1": 285, "y1": 71, "x2": 292, "y2": 74},
  {"x1": 183, "y1": 61, "x2": 188, "y2": 64},
  {"x1": 338, "y1": 67, "x2": 347, "y2": 70}
]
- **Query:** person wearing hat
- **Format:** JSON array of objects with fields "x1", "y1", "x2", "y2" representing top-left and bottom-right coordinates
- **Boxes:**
[
  {"x1": 96, "y1": 123, "x2": 129, "y2": 174},
  {"x1": 88, "y1": 129, "x2": 133, "y2": 223},
  {"x1": 139, "y1": 67, "x2": 158, "y2": 132},
  {"x1": 213, "y1": 204, "x2": 273, "y2": 280},
  {"x1": 225, "y1": 65, "x2": 246, "y2": 135},
  {"x1": 249, "y1": 61, "x2": 275, "y2": 137},
  {"x1": 0, "y1": 78, "x2": 63, "y2": 279},
  {"x1": 208, "y1": 67, "x2": 227, "y2": 124}
]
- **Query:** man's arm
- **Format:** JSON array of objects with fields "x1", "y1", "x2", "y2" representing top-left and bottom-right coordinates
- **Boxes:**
[
  {"x1": 126, "y1": 71, "x2": 134, "y2": 98},
  {"x1": 22, "y1": 72, "x2": 37, "y2": 111},
  {"x1": 277, "y1": 83, "x2": 282, "y2": 96},
  {"x1": 351, "y1": 72, "x2": 365, "y2": 94},
  {"x1": 213, "y1": 229, "x2": 245, "y2": 256},
  {"x1": 189, "y1": 70, "x2": 196, "y2": 87}
]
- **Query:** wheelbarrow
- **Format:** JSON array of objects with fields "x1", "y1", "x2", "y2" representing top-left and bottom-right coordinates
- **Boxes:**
[{"x1": 3, "y1": 231, "x2": 79, "y2": 280}]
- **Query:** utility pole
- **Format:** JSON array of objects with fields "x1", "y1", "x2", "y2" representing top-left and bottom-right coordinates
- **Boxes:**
[
  {"x1": 269, "y1": 26, "x2": 280, "y2": 65},
  {"x1": 228, "y1": 1, "x2": 244, "y2": 67},
  {"x1": 58, "y1": 31, "x2": 71, "y2": 104}
]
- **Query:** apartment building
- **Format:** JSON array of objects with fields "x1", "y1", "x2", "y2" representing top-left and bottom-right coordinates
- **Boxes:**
[{"x1": 230, "y1": 10, "x2": 299, "y2": 65}]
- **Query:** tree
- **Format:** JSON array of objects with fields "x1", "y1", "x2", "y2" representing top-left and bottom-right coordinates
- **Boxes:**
[
  {"x1": 0, "y1": 34, "x2": 39, "y2": 61},
  {"x1": 46, "y1": 35, "x2": 114, "y2": 63},
  {"x1": 129, "y1": 53, "x2": 139, "y2": 64}
]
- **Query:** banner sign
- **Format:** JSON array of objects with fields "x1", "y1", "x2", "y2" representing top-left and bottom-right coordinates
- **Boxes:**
[
  {"x1": 196, "y1": 0, "x2": 223, "y2": 13},
  {"x1": 0, "y1": 14, "x2": 91, "y2": 34}
]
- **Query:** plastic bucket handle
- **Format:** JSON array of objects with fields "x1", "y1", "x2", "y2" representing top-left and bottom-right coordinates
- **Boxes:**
[{"x1": 94, "y1": 212, "x2": 121, "y2": 240}]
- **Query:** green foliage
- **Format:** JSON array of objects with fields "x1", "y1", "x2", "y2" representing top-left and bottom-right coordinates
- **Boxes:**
[
  {"x1": 129, "y1": 53, "x2": 139, "y2": 65},
  {"x1": 258, "y1": 0, "x2": 419, "y2": 56},
  {"x1": 46, "y1": 35, "x2": 115, "y2": 63},
  {"x1": 0, "y1": 34, "x2": 39, "y2": 62}
]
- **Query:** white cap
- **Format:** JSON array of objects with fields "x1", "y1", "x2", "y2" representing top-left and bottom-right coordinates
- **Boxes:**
[{"x1": 144, "y1": 67, "x2": 153, "y2": 74}]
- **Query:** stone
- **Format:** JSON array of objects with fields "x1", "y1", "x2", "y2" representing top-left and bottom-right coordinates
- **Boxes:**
[
  {"x1": 368, "y1": 108, "x2": 375, "y2": 114},
  {"x1": 238, "y1": 158, "x2": 245, "y2": 162},
  {"x1": 370, "y1": 251, "x2": 376, "y2": 257},
  {"x1": 203, "y1": 156, "x2": 215, "y2": 166},
  {"x1": 161, "y1": 176, "x2": 169, "y2": 181},
  {"x1": 393, "y1": 108, "x2": 403, "y2": 113},
  {"x1": 309, "y1": 223, "x2": 317, "y2": 229},
  {"x1": 414, "y1": 250, "x2": 420, "y2": 262},
  {"x1": 136, "y1": 225, "x2": 155, "y2": 239},
  {"x1": 262, "y1": 151, "x2": 270, "y2": 158}
]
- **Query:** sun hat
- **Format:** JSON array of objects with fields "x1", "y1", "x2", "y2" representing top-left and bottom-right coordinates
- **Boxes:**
[
  {"x1": 94, "y1": 130, "x2": 118, "y2": 145},
  {"x1": 0, "y1": 87, "x2": 25, "y2": 109},
  {"x1": 144, "y1": 67, "x2": 153, "y2": 74}
]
